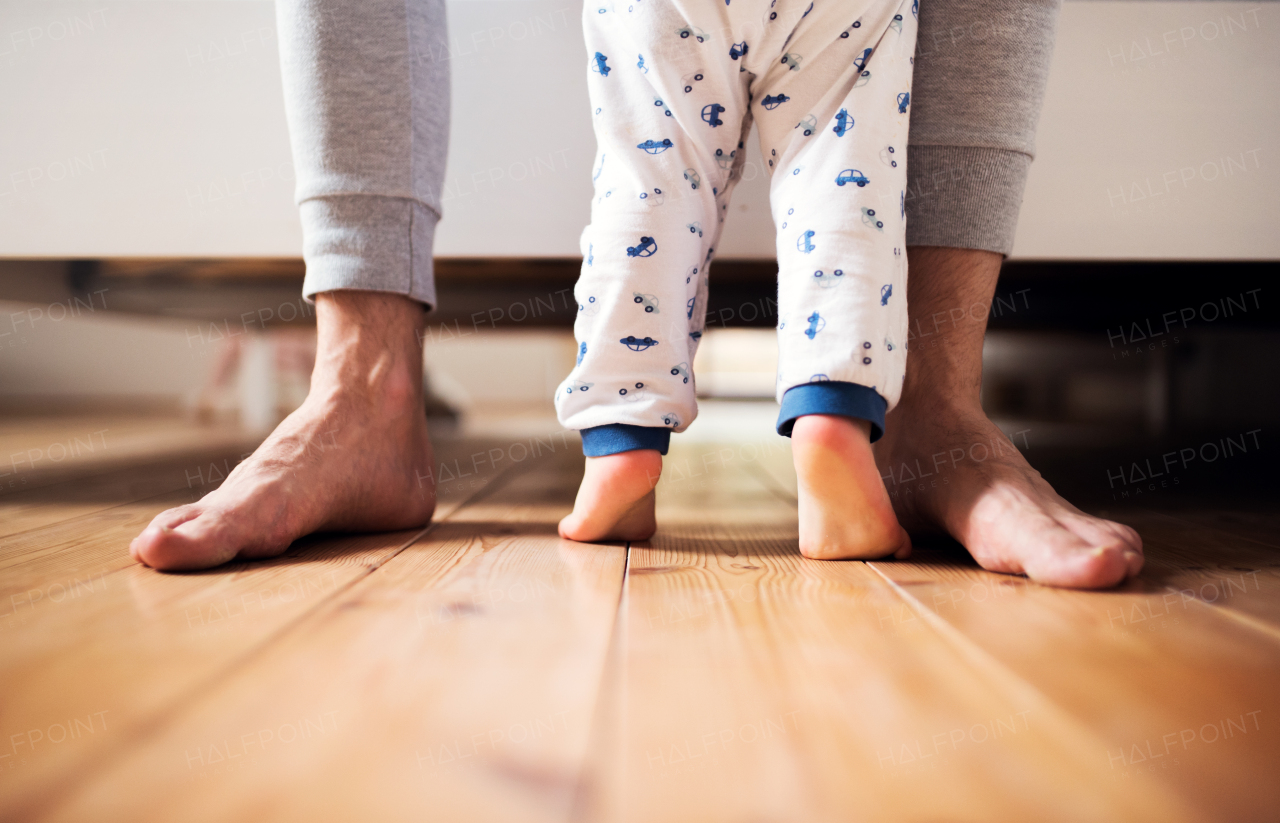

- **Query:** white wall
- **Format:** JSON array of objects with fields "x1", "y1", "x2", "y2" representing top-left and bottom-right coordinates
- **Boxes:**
[
  {"x1": 0, "y1": 298, "x2": 216, "y2": 405},
  {"x1": 0, "y1": 1, "x2": 1276, "y2": 260},
  {"x1": 1018, "y1": 2, "x2": 1279, "y2": 259}
]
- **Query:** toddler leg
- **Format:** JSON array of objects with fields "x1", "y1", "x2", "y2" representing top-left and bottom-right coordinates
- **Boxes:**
[
  {"x1": 557, "y1": 1, "x2": 752, "y2": 541},
  {"x1": 752, "y1": 0, "x2": 917, "y2": 558}
]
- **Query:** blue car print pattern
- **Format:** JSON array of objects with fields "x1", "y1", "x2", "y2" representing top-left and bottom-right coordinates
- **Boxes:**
[
  {"x1": 627, "y1": 236, "x2": 658, "y2": 257},
  {"x1": 836, "y1": 169, "x2": 870, "y2": 187},
  {"x1": 638, "y1": 138, "x2": 673, "y2": 154},
  {"x1": 620, "y1": 336, "x2": 659, "y2": 351},
  {"x1": 833, "y1": 108, "x2": 853, "y2": 136},
  {"x1": 560, "y1": 0, "x2": 916, "y2": 449}
]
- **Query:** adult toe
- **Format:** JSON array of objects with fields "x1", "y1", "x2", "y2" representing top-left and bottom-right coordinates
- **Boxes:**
[
  {"x1": 1058, "y1": 512, "x2": 1145, "y2": 582},
  {"x1": 1022, "y1": 531, "x2": 1137, "y2": 590},
  {"x1": 970, "y1": 502, "x2": 1132, "y2": 589},
  {"x1": 131, "y1": 509, "x2": 240, "y2": 571},
  {"x1": 1060, "y1": 509, "x2": 1143, "y2": 552},
  {"x1": 130, "y1": 505, "x2": 199, "y2": 564}
]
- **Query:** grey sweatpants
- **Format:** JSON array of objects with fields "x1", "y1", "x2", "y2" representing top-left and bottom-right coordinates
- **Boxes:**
[
  {"x1": 276, "y1": 0, "x2": 451, "y2": 308},
  {"x1": 275, "y1": 0, "x2": 1060, "y2": 308}
]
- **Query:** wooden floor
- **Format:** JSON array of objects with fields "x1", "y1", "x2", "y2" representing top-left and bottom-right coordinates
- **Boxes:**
[{"x1": 1, "y1": 413, "x2": 1278, "y2": 822}]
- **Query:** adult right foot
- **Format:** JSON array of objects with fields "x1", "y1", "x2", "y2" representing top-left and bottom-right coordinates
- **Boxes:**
[
  {"x1": 131, "y1": 293, "x2": 436, "y2": 571},
  {"x1": 879, "y1": 246, "x2": 1144, "y2": 589},
  {"x1": 875, "y1": 400, "x2": 1144, "y2": 589}
]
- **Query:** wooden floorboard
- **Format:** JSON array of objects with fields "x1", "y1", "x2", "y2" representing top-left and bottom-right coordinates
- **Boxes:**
[
  {"x1": 37, "y1": 447, "x2": 625, "y2": 823},
  {"x1": 0, "y1": 436, "x2": 262, "y2": 539},
  {"x1": 868, "y1": 557, "x2": 1280, "y2": 821},
  {"x1": 746, "y1": 440, "x2": 1279, "y2": 820},
  {"x1": 0, "y1": 417, "x2": 258, "y2": 525},
  {"x1": 0, "y1": 437, "x2": 524, "y2": 821},
  {"x1": 0, "y1": 453, "x2": 240, "y2": 541},
  {"x1": 1103, "y1": 509, "x2": 1280, "y2": 634},
  {"x1": 577, "y1": 439, "x2": 1191, "y2": 823},
  {"x1": 1, "y1": 415, "x2": 1277, "y2": 822},
  {"x1": 0, "y1": 489, "x2": 198, "y2": 606},
  {"x1": 0, "y1": 435, "x2": 517, "y2": 616}
]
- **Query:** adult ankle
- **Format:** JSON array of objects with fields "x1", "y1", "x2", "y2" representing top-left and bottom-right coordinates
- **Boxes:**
[
  {"x1": 311, "y1": 292, "x2": 426, "y2": 409},
  {"x1": 308, "y1": 348, "x2": 421, "y2": 407},
  {"x1": 894, "y1": 383, "x2": 983, "y2": 420}
]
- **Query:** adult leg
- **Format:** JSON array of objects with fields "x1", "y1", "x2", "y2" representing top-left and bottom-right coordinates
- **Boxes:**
[
  {"x1": 132, "y1": 0, "x2": 449, "y2": 570},
  {"x1": 876, "y1": 247, "x2": 1144, "y2": 587},
  {"x1": 879, "y1": 0, "x2": 1143, "y2": 588},
  {"x1": 132, "y1": 294, "x2": 435, "y2": 570}
]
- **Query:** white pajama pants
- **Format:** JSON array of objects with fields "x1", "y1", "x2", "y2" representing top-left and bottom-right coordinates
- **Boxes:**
[{"x1": 557, "y1": 0, "x2": 917, "y2": 456}]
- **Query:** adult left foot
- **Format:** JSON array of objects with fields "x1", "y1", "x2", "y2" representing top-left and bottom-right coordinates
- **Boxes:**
[
  {"x1": 130, "y1": 292, "x2": 436, "y2": 571},
  {"x1": 876, "y1": 399, "x2": 1144, "y2": 589}
]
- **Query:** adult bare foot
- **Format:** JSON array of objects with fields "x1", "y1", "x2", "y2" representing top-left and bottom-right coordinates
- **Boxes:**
[
  {"x1": 558, "y1": 450, "x2": 661, "y2": 543},
  {"x1": 880, "y1": 247, "x2": 1144, "y2": 589},
  {"x1": 791, "y1": 415, "x2": 911, "y2": 560},
  {"x1": 877, "y1": 402, "x2": 1143, "y2": 588},
  {"x1": 131, "y1": 293, "x2": 437, "y2": 571}
]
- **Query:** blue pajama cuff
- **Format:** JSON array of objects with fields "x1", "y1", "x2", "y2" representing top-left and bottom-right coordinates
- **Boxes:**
[
  {"x1": 580, "y1": 424, "x2": 672, "y2": 457},
  {"x1": 776, "y1": 381, "x2": 888, "y2": 443}
]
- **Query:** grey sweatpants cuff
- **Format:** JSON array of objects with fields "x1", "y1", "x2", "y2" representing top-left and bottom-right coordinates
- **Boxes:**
[
  {"x1": 905, "y1": 146, "x2": 1032, "y2": 257},
  {"x1": 299, "y1": 195, "x2": 439, "y2": 309}
]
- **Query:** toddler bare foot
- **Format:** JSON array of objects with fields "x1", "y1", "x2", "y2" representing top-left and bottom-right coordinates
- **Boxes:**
[
  {"x1": 791, "y1": 415, "x2": 911, "y2": 560},
  {"x1": 558, "y1": 450, "x2": 661, "y2": 543}
]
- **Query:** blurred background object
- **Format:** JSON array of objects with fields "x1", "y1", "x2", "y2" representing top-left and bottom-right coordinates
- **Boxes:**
[
  {"x1": 0, "y1": 0, "x2": 1276, "y2": 503},
  {"x1": 0, "y1": 1, "x2": 1275, "y2": 258}
]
